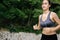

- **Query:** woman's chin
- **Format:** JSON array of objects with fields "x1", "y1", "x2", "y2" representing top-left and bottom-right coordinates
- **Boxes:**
[{"x1": 43, "y1": 9, "x2": 47, "y2": 11}]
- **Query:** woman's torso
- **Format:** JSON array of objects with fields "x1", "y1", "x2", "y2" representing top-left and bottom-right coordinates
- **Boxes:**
[
  {"x1": 40, "y1": 12, "x2": 57, "y2": 35},
  {"x1": 42, "y1": 27, "x2": 56, "y2": 35}
]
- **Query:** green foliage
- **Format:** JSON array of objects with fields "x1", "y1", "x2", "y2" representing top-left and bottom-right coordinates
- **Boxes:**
[
  {"x1": 0, "y1": 0, "x2": 60, "y2": 34},
  {"x1": 51, "y1": 0, "x2": 60, "y2": 4}
]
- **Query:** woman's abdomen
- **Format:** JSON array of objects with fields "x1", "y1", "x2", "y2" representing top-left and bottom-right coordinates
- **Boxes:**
[{"x1": 42, "y1": 27, "x2": 57, "y2": 35}]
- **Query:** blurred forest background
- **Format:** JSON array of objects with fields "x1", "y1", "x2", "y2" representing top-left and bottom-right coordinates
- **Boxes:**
[{"x1": 0, "y1": 0, "x2": 60, "y2": 34}]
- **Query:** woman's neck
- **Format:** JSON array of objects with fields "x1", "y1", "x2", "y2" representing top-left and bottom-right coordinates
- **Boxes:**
[{"x1": 43, "y1": 10, "x2": 50, "y2": 14}]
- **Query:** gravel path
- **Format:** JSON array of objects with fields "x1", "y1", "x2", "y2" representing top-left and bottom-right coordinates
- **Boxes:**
[{"x1": 0, "y1": 31, "x2": 60, "y2": 40}]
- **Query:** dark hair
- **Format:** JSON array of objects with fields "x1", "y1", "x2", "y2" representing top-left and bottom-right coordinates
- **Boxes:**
[
  {"x1": 42, "y1": 0, "x2": 52, "y2": 5},
  {"x1": 48, "y1": 0, "x2": 52, "y2": 10},
  {"x1": 48, "y1": 0, "x2": 52, "y2": 5}
]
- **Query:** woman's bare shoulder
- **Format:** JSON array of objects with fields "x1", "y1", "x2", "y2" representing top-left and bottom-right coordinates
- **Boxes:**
[
  {"x1": 51, "y1": 11, "x2": 57, "y2": 17},
  {"x1": 51, "y1": 11, "x2": 57, "y2": 15},
  {"x1": 39, "y1": 14, "x2": 42, "y2": 18}
]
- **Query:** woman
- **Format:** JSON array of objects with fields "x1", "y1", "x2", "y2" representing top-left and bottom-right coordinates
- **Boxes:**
[{"x1": 33, "y1": 0, "x2": 60, "y2": 40}]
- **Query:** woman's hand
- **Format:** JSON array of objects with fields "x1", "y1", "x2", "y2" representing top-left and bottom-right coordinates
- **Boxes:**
[
  {"x1": 33, "y1": 24, "x2": 37, "y2": 30},
  {"x1": 33, "y1": 24, "x2": 38, "y2": 30}
]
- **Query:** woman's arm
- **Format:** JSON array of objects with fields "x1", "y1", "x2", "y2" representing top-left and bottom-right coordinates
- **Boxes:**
[
  {"x1": 52, "y1": 12, "x2": 60, "y2": 31},
  {"x1": 37, "y1": 15, "x2": 41, "y2": 30},
  {"x1": 33, "y1": 15, "x2": 41, "y2": 30}
]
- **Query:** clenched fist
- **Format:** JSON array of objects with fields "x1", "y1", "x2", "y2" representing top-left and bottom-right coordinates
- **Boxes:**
[{"x1": 33, "y1": 24, "x2": 39, "y2": 30}]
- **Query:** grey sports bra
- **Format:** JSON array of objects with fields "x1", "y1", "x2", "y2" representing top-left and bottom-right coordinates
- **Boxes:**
[{"x1": 40, "y1": 12, "x2": 56, "y2": 28}]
